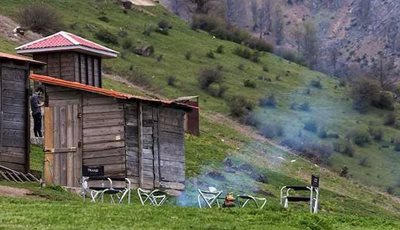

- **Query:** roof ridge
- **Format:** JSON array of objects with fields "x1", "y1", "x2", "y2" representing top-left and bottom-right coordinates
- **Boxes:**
[
  {"x1": 15, "y1": 31, "x2": 65, "y2": 50},
  {"x1": 60, "y1": 31, "x2": 79, "y2": 45},
  {"x1": 69, "y1": 33, "x2": 119, "y2": 54}
]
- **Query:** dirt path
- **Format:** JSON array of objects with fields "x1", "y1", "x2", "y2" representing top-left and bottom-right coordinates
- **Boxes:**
[
  {"x1": 0, "y1": 185, "x2": 33, "y2": 198},
  {"x1": 129, "y1": 0, "x2": 156, "y2": 6}
]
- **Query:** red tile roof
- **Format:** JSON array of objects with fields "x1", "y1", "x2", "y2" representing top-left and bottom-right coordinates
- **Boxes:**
[
  {"x1": 30, "y1": 74, "x2": 194, "y2": 110},
  {"x1": 16, "y1": 31, "x2": 118, "y2": 58},
  {"x1": 0, "y1": 51, "x2": 45, "y2": 65}
]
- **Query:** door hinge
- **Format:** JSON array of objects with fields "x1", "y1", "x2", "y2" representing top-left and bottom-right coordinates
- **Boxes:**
[{"x1": 77, "y1": 112, "x2": 82, "y2": 119}]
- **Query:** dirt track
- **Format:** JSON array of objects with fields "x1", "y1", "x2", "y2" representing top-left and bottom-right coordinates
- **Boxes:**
[{"x1": 129, "y1": 0, "x2": 156, "y2": 6}]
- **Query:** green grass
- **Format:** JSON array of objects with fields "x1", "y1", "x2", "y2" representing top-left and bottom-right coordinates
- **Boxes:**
[
  {"x1": 30, "y1": 145, "x2": 44, "y2": 172},
  {"x1": 1, "y1": 195, "x2": 399, "y2": 230},
  {"x1": 0, "y1": 0, "x2": 400, "y2": 228}
]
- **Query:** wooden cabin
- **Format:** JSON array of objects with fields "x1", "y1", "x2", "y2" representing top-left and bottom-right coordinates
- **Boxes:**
[
  {"x1": 17, "y1": 31, "x2": 194, "y2": 193},
  {"x1": 31, "y1": 74, "x2": 191, "y2": 192},
  {"x1": 16, "y1": 31, "x2": 118, "y2": 87},
  {"x1": 0, "y1": 52, "x2": 45, "y2": 172}
]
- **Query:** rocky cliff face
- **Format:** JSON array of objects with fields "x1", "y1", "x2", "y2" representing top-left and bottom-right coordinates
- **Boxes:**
[{"x1": 161, "y1": 0, "x2": 400, "y2": 81}]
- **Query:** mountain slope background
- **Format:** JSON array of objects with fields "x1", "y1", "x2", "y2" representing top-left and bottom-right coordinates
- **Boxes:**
[
  {"x1": 161, "y1": 0, "x2": 400, "y2": 82},
  {"x1": 0, "y1": 0, "x2": 399, "y2": 228}
]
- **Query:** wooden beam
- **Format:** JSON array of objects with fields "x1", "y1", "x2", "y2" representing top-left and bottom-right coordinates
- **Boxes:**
[
  {"x1": 138, "y1": 101, "x2": 143, "y2": 187},
  {"x1": 44, "y1": 107, "x2": 54, "y2": 184}
]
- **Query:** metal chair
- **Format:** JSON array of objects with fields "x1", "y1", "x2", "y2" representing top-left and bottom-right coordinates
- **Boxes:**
[
  {"x1": 100, "y1": 178, "x2": 132, "y2": 204},
  {"x1": 280, "y1": 175, "x2": 320, "y2": 214},
  {"x1": 137, "y1": 188, "x2": 168, "y2": 206},
  {"x1": 236, "y1": 195, "x2": 267, "y2": 209},
  {"x1": 197, "y1": 187, "x2": 223, "y2": 208}
]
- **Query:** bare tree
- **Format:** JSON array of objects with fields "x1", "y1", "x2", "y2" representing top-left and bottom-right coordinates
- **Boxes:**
[
  {"x1": 328, "y1": 43, "x2": 340, "y2": 76},
  {"x1": 251, "y1": 1, "x2": 258, "y2": 32},
  {"x1": 273, "y1": 6, "x2": 284, "y2": 45},
  {"x1": 257, "y1": 0, "x2": 272, "y2": 39},
  {"x1": 302, "y1": 20, "x2": 319, "y2": 69},
  {"x1": 358, "y1": 0, "x2": 371, "y2": 26},
  {"x1": 371, "y1": 52, "x2": 399, "y2": 90}
]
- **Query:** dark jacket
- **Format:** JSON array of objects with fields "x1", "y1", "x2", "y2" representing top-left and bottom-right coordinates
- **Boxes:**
[{"x1": 31, "y1": 94, "x2": 41, "y2": 116}]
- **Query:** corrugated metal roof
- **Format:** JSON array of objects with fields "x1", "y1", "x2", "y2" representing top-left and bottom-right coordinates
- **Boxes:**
[
  {"x1": 30, "y1": 74, "x2": 195, "y2": 110},
  {"x1": 16, "y1": 31, "x2": 119, "y2": 58},
  {"x1": 0, "y1": 52, "x2": 46, "y2": 65}
]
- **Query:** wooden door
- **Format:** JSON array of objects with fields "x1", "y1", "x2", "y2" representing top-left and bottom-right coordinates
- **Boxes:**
[{"x1": 44, "y1": 102, "x2": 82, "y2": 187}]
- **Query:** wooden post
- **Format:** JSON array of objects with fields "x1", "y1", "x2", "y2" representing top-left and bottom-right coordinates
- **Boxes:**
[
  {"x1": 44, "y1": 107, "x2": 54, "y2": 184},
  {"x1": 138, "y1": 101, "x2": 143, "y2": 187}
]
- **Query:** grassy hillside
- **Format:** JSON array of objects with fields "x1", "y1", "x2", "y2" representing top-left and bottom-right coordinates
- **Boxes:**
[
  {"x1": 4, "y1": 0, "x2": 396, "y2": 194},
  {"x1": 0, "y1": 0, "x2": 400, "y2": 228}
]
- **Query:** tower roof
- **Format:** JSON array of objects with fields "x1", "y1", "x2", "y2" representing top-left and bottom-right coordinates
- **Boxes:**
[{"x1": 16, "y1": 31, "x2": 118, "y2": 58}]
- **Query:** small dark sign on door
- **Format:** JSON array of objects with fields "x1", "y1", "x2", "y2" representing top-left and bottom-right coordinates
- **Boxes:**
[
  {"x1": 311, "y1": 175, "x2": 320, "y2": 188},
  {"x1": 83, "y1": 165, "x2": 104, "y2": 177}
]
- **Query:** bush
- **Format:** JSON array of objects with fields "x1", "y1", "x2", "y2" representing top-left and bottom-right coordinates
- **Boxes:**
[
  {"x1": 280, "y1": 138, "x2": 333, "y2": 164},
  {"x1": 95, "y1": 29, "x2": 119, "y2": 44},
  {"x1": 206, "y1": 50, "x2": 215, "y2": 59},
  {"x1": 238, "y1": 63, "x2": 245, "y2": 70},
  {"x1": 260, "y1": 123, "x2": 284, "y2": 138},
  {"x1": 310, "y1": 79, "x2": 322, "y2": 89},
  {"x1": 143, "y1": 24, "x2": 156, "y2": 36},
  {"x1": 304, "y1": 120, "x2": 318, "y2": 133},
  {"x1": 216, "y1": 45, "x2": 224, "y2": 54},
  {"x1": 244, "y1": 37, "x2": 273, "y2": 53},
  {"x1": 185, "y1": 51, "x2": 192, "y2": 60},
  {"x1": 233, "y1": 47, "x2": 261, "y2": 63},
  {"x1": 299, "y1": 102, "x2": 311, "y2": 112},
  {"x1": 18, "y1": 3, "x2": 64, "y2": 36},
  {"x1": 318, "y1": 126, "x2": 328, "y2": 139},
  {"x1": 259, "y1": 95, "x2": 277, "y2": 108},
  {"x1": 118, "y1": 30, "x2": 128, "y2": 38},
  {"x1": 346, "y1": 129, "x2": 371, "y2": 146},
  {"x1": 167, "y1": 76, "x2": 176, "y2": 86},
  {"x1": 126, "y1": 68, "x2": 151, "y2": 88},
  {"x1": 156, "y1": 19, "x2": 172, "y2": 35},
  {"x1": 122, "y1": 39, "x2": 133, "y2": 50},
  {"x1": 394, "y1": 138, "x2": 400, "y2": 152},
  {"x1": 234, "y1": 47, "x2": 252, "y2": 59},
  {"x1": 228, "y1": 95, "x2": 254, "y2": 117},
  {"x1": 373, "y1": 91, "x2": 395, "y2": 111},
  {"x1": 262, "y1": 65, "x2": 269, "y2": 72},
  {"x1": 368, "y1": 127, "x2": 383, "y2": 141},
  {"x1": 351, "y1": 78, "x2": 381, "y2": 113},
  {"x1": 333, "y1": 139, "x2": 354, "y2": 157},
  {"x1": 98, "y1": 15, "x2": 110, "y2": 22},
  {"x1": 198, "y1": 68, "x2": 223, "y2": 90},
  {"x1": 241, "y1": 112, "x2": 259, "y2": 127},
  {"x1": 359, "y1": 157, "x2": 369, "y2": 167},
  {"x1": 243, "y1": 79, "x2": 256, "y2": 88},
  {"x1": 275, "y1": 48, "x2": 305, "y2": 66},
  {"x1": 384, "y1": 112, "x2": 397, "y2": 126}
]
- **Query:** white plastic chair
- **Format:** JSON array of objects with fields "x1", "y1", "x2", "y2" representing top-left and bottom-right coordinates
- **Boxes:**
[
  {"x1": 197, "y1": 187, "x2": 223, "y2": 208},
  {"x1": 236, "y1": 195, "x2": 267, "y2": 209},
  {"x1": 137, "y1": 188, "x2": 168, "y2": 206}
]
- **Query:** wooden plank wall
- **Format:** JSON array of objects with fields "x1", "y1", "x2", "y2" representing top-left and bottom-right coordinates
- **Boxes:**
[
  {"x1": 33, "y1": 53, "x2": 101, "y2": 87},
  {"x1": 125, "y1": 103, "x2": 140, "y2": 187},
  {"x1": 82, "y1": 93, "x2": 126, "y2": 177},
  {"x1": 140, "y1": 104, "x2": 159, "y2": 189},
  {"x1": 45, "y1": 86, "x2": 81, "y2": 187},
  {"x1": 158, "y1": 107, "x2": 186, "y2": 191},
  {"x1": 0, "y1": 64, "x2": 28, "y2": 172}
]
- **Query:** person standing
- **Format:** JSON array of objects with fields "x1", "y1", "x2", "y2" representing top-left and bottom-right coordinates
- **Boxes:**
[{"x1": 31, "y1": 86, "x2": 44, "y2": 137}]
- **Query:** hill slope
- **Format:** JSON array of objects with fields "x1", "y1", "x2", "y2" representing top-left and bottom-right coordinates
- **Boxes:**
[{"x1": 0, "y1": 0, "x2": 399, "y2": 228}]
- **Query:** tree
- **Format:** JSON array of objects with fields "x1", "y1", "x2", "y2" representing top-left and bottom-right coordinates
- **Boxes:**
[
  {"x1": 358, "y1": 0, "x2": 371, "y2": 26},
  {"x1": 257, "y1": 1, "x2": 272, "y2": 39},
  {"x1": 273, "y1": 6, "x2": 284, "y2": 45},
  {"x1": 328, "y1": 43, "x2": 340, "y2": 76},
  {"x1": 251, "y1": 1, "x2": 258, "y2": 32},
  {"x1": 302, "y1": 20, "x2": 319, "y2": 69},
  {"x1": 371, "y1": 52, "x2": 399, "y2": 90}
]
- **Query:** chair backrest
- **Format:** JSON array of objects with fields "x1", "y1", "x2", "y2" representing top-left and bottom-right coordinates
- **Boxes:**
[{"x1": 311, "y1": 175, "x2": 320, "y2": 188}]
